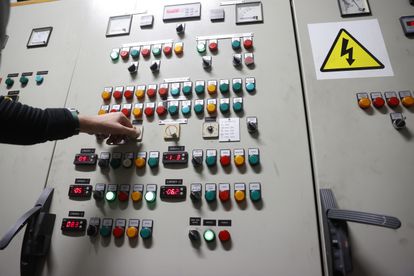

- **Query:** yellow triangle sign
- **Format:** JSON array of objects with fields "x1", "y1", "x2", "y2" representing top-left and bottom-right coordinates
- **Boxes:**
[{"x1": 320, "y1": 29, "x2": 384, "y2": 72}]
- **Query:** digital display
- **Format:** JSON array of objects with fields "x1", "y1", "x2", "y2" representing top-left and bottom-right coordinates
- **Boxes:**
[
  {"x1": 68, "y1": 185, "x2": 92, "y2": 198},
  {"x1": 162, "y1": 151, "x2": 188, "y2": 165},
  {"x1": 160, "y1": 185, "x2": 186, "y2": 200},
  {"x1": 73, "y1": 153, "x2": 97, "y2": 166},
  {"x1": 61, "y1": 218, "x2": 87, "y2": 232}
]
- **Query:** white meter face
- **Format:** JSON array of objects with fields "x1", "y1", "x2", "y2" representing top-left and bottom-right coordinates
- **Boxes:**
[
  {"x1": 338, "y1": 0, "x2": 371, "y2": 17},
  {"x1": 27, "y1": 27, "x2": 52, "y2": 48},
  {"x1": 106, "y1": 15, "x2": 132, "y2": 37},
  {"x1": 235, "y1": 2, "x2": 263, "y2": 24}
]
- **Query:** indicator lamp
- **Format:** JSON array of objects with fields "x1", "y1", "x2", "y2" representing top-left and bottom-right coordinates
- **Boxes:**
[
  {"x1": 232, "y1": 40, "x2": 241, "y2": 50},
  {"x1": 246, "y1": 82, "x2": 256, "y2": 93},
  {"x1": 145, "y1": 191, "x2": 156, "y2": 202},
  {"x1": 140, "y1": 227, "x2": 152, "y2": 239},
  {"x1": 220, "y1": 83, "x2": 229, "y2": 93},
  {"x1": 35, "y1": 75, "x2": 44, "y2": 84},
  {"x1": 181, "y1": 105, "x2": 191, "y2": 115},
  {"x1": 110, "y1": 51, "x2": 119, "y2": 60},
  {"x1": 203, "y1": 229, "x2": 215, "y2": 242},
  {"x1": 197, "y1": 42, "x2": 206, "y2": 53},
  {"x1": 100, "y1": 227, "x2": 111, "y2": 237},
  {"x1": 233, "y1": 102, "x2": 243, "y2": 112},
  {"x1": 218, "y1": 230, "x2": 231, "y2": 242},
  {"x1": 232, "y1": 82, "x2": 242, "y2": 92},
  {"x1": 182, "y1": 85, "x2": 192, "y2": 95},
  {"x1": 250, "y1": 189, "x2": 262, "y2": 202},
  {"x1": 358, "y1": 98, "x2": 371, "y2": 109},
  {"x1": 220, "y1": 103, "x2": 230, "y2": 113},
  {"x1": 131, "y1": 191, "x2": 142, "y2": 202},
  {"x1": 205, "y1": 190, "x2": 216, "y2": 202},
  {"x1": 105, "y1": 191, "x2": 116, "y2": 202},
  {"x1": 234, "y1": 190, "x2": 246, "y2": 202},
  {"x1": 127, "y1": 227, "x2": 138, "y2": 238},
  {"x1": 194, "y1": 104, "x2": 203, "y2": 114},
  {"x1": 372, "y1": 97, "x2": 385, "y2": 108},
  {"x1": 195, "y1": 84, "x2": 204, "y2": 94}
]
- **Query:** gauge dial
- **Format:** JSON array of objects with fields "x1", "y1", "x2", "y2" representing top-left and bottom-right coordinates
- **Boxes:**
[
  {"x1": 338, "y1": 0, "x2": 371, "y2": 17},
  {"x1": 235, "y1": 2, "x2": 263, "y2": 24}
]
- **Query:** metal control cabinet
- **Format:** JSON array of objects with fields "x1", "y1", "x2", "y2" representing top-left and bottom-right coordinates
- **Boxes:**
[
  {"x1": 0, "y1": 2, "x2": 87, "y2": 276},
  {"x1": 292, "y1": 0, "x2": 414, "y2": 275},
  {"x1": 42, "y1": 0, "x2": 321, "y2": 276}
]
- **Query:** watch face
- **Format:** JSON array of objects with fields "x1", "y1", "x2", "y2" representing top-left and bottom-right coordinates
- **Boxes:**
[
  {"x1": 338, "y1": 0, "x2": 371, "y2": 17},
  {"x1": 27, "y1": 27, "x2": 53, "y2": 48}
]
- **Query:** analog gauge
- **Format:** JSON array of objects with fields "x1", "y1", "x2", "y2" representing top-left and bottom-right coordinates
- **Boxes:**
[
  {"x1": 338, "y1": 0, "x2": 371, "y2": 17},
  {"x1": 27, "y1": 27, "x2": 52, "y2": 48},
  {"x1": 235, "y1": 2, "x2": 263, "y2": 24}
]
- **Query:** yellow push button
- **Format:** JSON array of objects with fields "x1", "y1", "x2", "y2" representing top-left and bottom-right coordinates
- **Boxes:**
[
  {"x1": 234, "y1": 190, "x2": 245, "y2": 202},
  {"x1": 207, "y1": 84, "x2": 217, "y2": 95},
  {"x1": 358, "y1": 98, "x2": 371, "y2": 109},
  {"x1": 207, "y1": 103, "x2": 216, "y2": 114},
  {"x1": 133, "y1": 108, "x2": 142, "y2": 118},
  {"x1": 135, "y1": 89, "x2": 145, "y2": 100},
  {"x1": 402, "y1": 96, "x2": 414, "y2": 107},
  {"x1": 131, "y1": 191, "x2": 143, "y2": 202},
  {"x1": 98, "y1": 109, "x2": 106, "y2": 115},
  {"x1": 234, "y1": 155, "x2": 245, "y2": 166},
  {"x1": 174, "y1": 44, "x2": 183, "y2": 55},
  {"x1": 127, "y1": 227, "x2": 138, "y2": 238},
  {"x1": 134, "y1": 158, "x2": 145, "y2": 168},
  {"x1": 101, "y1": 91, "x2": 111, "y2": 101}
]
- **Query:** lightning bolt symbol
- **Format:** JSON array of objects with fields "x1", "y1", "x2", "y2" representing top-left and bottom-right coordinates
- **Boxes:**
[{"x1": 341, "y1": 38, "x2": 355, "y2": 66}]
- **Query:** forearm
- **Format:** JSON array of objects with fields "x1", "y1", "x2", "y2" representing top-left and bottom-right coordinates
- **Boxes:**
[{"x1": 0, "y1": 96, "x2": 79, "y2": 145}]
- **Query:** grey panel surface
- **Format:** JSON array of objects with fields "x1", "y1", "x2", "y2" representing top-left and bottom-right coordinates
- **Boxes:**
[
  {"x1": 292, "y1": 0, "x2": 414, "y2": 275},
  {"x1": 0, "y1": 1, "x2": 87, "y2": 275},
  {"x1": 42, "y1": 0, "x2": 322, "y2": 276}
]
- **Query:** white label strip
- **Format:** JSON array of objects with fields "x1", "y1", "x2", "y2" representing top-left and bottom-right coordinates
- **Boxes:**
[
  {"x1": 164, "y1": 77, "x2": 191, "y2": 83},
  {"x1": 196, "y1": 32, "x2": 254, "y2": 41},
  {"x1": 122, "y1": 39, "x2": 174, "y2": 48}
]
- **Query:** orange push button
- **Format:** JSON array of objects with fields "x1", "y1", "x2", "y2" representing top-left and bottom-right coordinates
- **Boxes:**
[
  {"x1": 357, "y1": 93, "x2": 371, "y2": 109},
  {"x1": 101, "y1": 89, "x2": 112, "y2": 101},
  {"x1": 127, "y1": 227, "x2": 138, "y2": 238},
  {"x1": 399, "y1": 91, "x2": 414, "y2": 107},
  {"x1": 131, "y1": 191, "x2": 143, "y2": 202}
]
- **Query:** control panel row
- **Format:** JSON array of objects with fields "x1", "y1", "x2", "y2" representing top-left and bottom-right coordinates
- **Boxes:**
[
  {"x1": 100, "y1": 78, "x2": 256, "y2": 102},
  {"x1": 74, "y1": 148, "x2": 260, "y2": 169},
  {"x1": 69, "y1": 182, "x2": 262, "y2": 204}
]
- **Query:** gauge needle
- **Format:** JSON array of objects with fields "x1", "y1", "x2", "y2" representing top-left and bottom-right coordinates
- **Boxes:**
[{"x1": 352, "y1": 0, "x2": 365, "y2": 11}]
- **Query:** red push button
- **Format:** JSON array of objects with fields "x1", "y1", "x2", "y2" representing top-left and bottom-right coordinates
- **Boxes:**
[
  {"x1": 220, "y1": 155, "x2": 231, "y2": 166},
  {"x1": 209, "y1": 42, "x2": 218, "y2": 52},
  {"x1": 118, "y1": 191, "x2": 129, "y2": 202},
  {"x1": 373, "y1": 97, "x2": 385, "y2": 108},
  {"x1": 147, "y1": 88, "x2": 156, "y2": 98},
  {"x1": 156, "y1": 106, "x2": 167, "y2": 116},
  {"x1": 113, "y1": 90, "x2": 122, "y2": 100},
  {"x1": 124, "y1": 90, "x2": 133, "y2": 100},
  {"x1": 113, "y1": 227, "x2": 124, "y2": 238},
  {"x1": 243, "y1": 39, "x2": 253, "y2": 49},
  {"x1": 163, "y1": 46, "x2": 172, "y2": 56},
  {"x1": 159, "y1": 87, "x2": 168, "y2": 98},
  {"x1": 218, "y1": 230, "x2": 231, "y2": 242},
  {"x1": 219, "y1": 190, "x2": 230, "y2": 202},
  {"x1": 144, "y1": 107, "x2": 154, "y2": 116},
  {"x1": 120, "y1": 50, "x2": 129, "y2": 59},
  {"x1": 141, "y1": 48, "x2": 150, "y2": 58},
  {"x1": 121, "y1": 108, "x2": 130, "y2": 117},
  {"x1": 387, "y1": 97, "x2": 400, "y2": 107}
]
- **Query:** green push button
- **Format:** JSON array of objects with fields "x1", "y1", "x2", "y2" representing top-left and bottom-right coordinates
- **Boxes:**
[
  {"x1": 205, "y1": 191, "x2": 216, "y2": 202},
  {"x1": 182, "y1": 85, "x2": 192, "y2": 95},
  {"x1": 35, "y1": 75, "x2": 44, "y2": 84},
  {"x1": 249, "y1": 155, "x2": 260, "y2": 166},
  {"x1": 233, "y1": 102, "x2": 243, "y2": 112},
  {"x1": 246, "y1": 83, "x2": 256, "y2": 93},
  {"x1": 130, "y1": 49, "x2": 140, "y2": 58},
  {"x1": 219, "y1": 83, "x2": 229, "y2": 93},
  {"x1": 194, "y1": 104, "x2": 203, "y2": 114},
  {"x1": 105, "y1": 191, "x2": 116, "y2": 202},
  {"x1": 140, "y1": 227, "x2": 152, "y2": 239},
  {"x1": 171, "y1": 88, "x2": 180, "y2": 97},
  {"x1": 110, "y1": 158, "x2": 121, "y2": 169},
  {"x1": 148, "y1": 158, "x2": 159, "y2": 168},
  {"x1": 231, "y1": 40, "x2": 241, "y2": 50},
  {"x1": 5, "y1": 78, "x2": 14, "y2": 87},
  {"x1": 145, "y1": 191, "x2": 156, "y2": 203},
  {"x1": 152, "y1": 47, "x2": 161, "y2": 56},
  {"x1": 181, "y1": 105, "x2": 191, "y2": 115},
  {"x1": 197, "y1": 43, "x2": 206, "y2": 53},
  {"x1": 110, "y1": 51, "x2": 119, "y2": 60},
  {"x1": 19, "y1": 76, "x2": 29, "y2": 85},
  {"x1": 205, "y1": 156, "x2": 216, "y2": 167},
  {"x1": 168, "y1": 105, "x2": 178, "y2": 115},
  {"x1": 232, "y1": 82, "x2": 242, "y2": 93},
  {"x1": 195, "y1": 85, "x2": 204, "y2": 95},
  {"x1": 250, "y1": 190, "x2": 261, "y2": 202},
  {"x1": 203, "y1": 229, "x2": 215, "y2": 242},
  {"x1": 100, "y1": 226, "x2": 111, "y2": 237},
  {"x1": 220, "y1": 103, "x2": 230, "y2": 113}
]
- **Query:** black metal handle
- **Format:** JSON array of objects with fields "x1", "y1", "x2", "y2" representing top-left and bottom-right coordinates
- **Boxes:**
[{"x1": 327, "y1": 209, "x2": 401, "y2": 229}]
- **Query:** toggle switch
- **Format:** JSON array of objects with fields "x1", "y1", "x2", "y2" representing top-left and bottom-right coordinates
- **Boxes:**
[
  {"x1": 189, "y1": 230, "x2": 200, "y2": 241},
  {"x1": 233, "y1": 54, "x2": 242, "y2": 67},
  {"x1": 247, "y1": 117, "x2": 258, "y2": 133},
  {"x1": 176, "y1": 23, "x2": 185, "y2": 34},
  {"x1": 190, "y1": 183, "x2": 202, "y2": 201},
  {"x1": 128, "y1": 62, "x2": 138, "y2": 74},
  {"x1": 202, "y1": 56, "x2": 212, "y2": 69},
  {"x1": 150, "y1": 60, "x2": 160, "y2": 72},
  {"x1": 93, "y1": 183, "x2": 106, "y2": 200}
]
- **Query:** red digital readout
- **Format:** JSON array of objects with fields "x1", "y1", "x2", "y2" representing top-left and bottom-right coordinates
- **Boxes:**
[
  {"x1": 66, "y1": 220, "x2": 80, "y2": 229},
  {"x1": 77, "y1": 155, "x2": 90, "y2": 162},
  {"x1": 165, "y1": 188, "x2": 181, "y2": 195},
  {"x1": 408, "y1": 21, "x2": 414, "y2": 27},
  {"x1": 73, "y1": 187, "x2": 83, "y2": 194},
  {"x1": 166, "y1": 154, "x2": 182, "y2": 161}
]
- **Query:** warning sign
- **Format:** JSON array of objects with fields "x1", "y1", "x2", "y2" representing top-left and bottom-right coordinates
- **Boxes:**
[
  {"x1": 320, "y1": 29, "x2": 384, "y2": 72},
  {"x1": 308, "y1": 19, "x2": 393, "y2": 80}
]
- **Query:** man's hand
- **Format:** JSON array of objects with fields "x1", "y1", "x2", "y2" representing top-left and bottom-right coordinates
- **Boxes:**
[{"x1": 78, "y1": 112, "x2": 140, "y2": 138}]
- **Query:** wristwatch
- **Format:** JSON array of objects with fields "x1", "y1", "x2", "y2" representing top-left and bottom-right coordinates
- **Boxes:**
[{"x1": 68, "y1": 108, "x2": 80, "y2": 134}]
